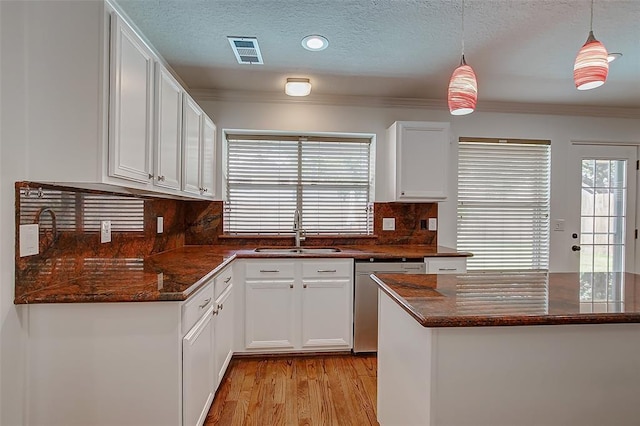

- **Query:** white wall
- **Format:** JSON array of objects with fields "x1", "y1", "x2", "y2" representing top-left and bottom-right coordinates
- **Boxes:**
[
  {"x1": 1, "y1": 2, "x2": 28, "y2": 424},
  {"x1": 198, "y1": 99, "x2": 640, "y2": 272}
]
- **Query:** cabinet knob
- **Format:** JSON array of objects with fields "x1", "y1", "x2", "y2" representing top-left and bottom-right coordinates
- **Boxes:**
[
  {"x1": 289, "y1": 284, "x2": 294, "y2": 289},
  {"x1": 158, "y1": 175, "x2": 165, "y2": 182},
  {"x1": 303, "y1": 284, "x2": 307, "y2": 289}
]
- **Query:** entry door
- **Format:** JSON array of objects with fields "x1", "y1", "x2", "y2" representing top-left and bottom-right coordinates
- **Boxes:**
[{"x1": 569, "y1": 144, "x2": 637, "y2": 279}]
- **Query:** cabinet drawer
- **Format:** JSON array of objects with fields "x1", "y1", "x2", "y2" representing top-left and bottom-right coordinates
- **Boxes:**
[
  {"x1": 182, "y1": 281, "x2": 214, "y2": 334},
  {"x1": 246, "y1": 261, "x2": 295, "y2": 279},
  {"x1": 425, "y1": 257, "x2": 467, "y2": 274},
  {"x1": 302, "y1": 260, "x2": 352, "y2": 278},
  {"x1": 214, "y1": 266, "x2": 233, "y2": 299}
]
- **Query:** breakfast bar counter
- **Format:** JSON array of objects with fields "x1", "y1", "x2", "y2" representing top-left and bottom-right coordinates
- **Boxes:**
[{"x1": 372, "y1": 271, "x2": 640, "y2": 426}]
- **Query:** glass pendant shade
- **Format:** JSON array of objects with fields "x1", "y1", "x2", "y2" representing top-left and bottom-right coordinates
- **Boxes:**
[
  {"x1": 448, "y1": 55, "x2": 477, "y2": 116},
  {"x1": 574, "y1": 31, "x2": 609, "y2": 90}
]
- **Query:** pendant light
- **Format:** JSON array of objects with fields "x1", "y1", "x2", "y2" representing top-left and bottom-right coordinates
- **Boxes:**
[
  {"x1": 574, "y1": 0, "x2": 608, "y2": 90},
  {"x1": 448, "y1": 0, "x2": 477, "y2": 116}
]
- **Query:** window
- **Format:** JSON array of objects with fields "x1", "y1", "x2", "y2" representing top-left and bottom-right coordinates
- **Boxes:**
[
  {"x1": 457, "y1": 138, "x2": 550, "y2": 270},
  {"x1": 224, "y1": 133, "x2": 373, "y2": 235}
]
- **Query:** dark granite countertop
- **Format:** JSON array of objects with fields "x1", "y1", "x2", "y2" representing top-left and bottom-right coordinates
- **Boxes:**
[
  {"x1": 15, "y1": 244, "x2": 470, "y2": 304},
  {"x1": 371, "y1": 271, "x2": 640, "y2": 327}
]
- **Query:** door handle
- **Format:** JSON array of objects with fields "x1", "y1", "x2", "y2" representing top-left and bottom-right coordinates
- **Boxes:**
[{"x1": 572, "y1": 245, "x2": 581, "y2": 252}]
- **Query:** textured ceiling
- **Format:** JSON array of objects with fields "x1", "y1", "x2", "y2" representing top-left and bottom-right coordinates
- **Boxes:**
[{"x1": 115, "y1": 0, "x2": 640, "y2": 109}]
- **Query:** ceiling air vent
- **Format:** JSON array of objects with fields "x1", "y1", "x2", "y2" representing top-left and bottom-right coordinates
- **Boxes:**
[{"x1": 227, "y1": 37, "x2": 264, "y2": 65}]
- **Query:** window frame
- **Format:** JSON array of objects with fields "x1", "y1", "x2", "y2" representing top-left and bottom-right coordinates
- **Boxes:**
[{"x1": 222, "y1": 130, "x2": 376, "y2": 236}]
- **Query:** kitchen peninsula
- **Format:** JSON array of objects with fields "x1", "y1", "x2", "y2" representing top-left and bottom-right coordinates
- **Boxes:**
[{"x1": 372, "y1": 272, "x2": 640, "y2": 426}]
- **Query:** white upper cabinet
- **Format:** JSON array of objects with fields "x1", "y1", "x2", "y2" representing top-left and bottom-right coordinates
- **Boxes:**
[
  {"x1": 182, "y1": 95, "x2": 216, "y2": 198},
  {"x1": 182, "y1": 95, "x2": 203, "y2": 196},
  {"x1": 154, "y1": 63, "x2": 183, "y2": 190},
  {"x1": 386, "y1": 121, "x2": 451, "y2": 201},
  {"x1": 108, "y1": 12, "x2": 155, "y2": 184},
  {"x1": 201, "y1": 116, "x2": 216, "y2": 198},
  {"x1": 20, "y1": 1, "x2": 218, "y2": 199}
]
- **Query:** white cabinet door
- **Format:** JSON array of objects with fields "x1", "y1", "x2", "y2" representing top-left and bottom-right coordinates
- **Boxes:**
[
  {"x1": 213, "y1": 286, "x2": 234, "y2": 389},
  {"x1": 200, "y1": 116, "x2": 216, "y2": 198},
  {"x1": 182, "y1": 95, "x2": 203, "y2": 195},
  {"x1": 183, "y1": 307, "x2": 215, "y2": 426},
  {"x1": 301, "y1": 278, "x2": 352, "y2": 348},
  {"x1": 109, "y1": 13, "x2": 154, "y2": 184},
  {"x1": 154, "y1": 64, "x2": 182, "y2": 190},
  {"x1": 245, "y1": 280, "x2": 296, "y2": 349},
  {"x1": 388, "y1": 121, "x2": 450, "y2": 201}
]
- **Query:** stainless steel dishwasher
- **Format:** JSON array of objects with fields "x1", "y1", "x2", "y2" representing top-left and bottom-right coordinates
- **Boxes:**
[{"x1": 353, "y1": 259, "x2": 425, "y2": 353}]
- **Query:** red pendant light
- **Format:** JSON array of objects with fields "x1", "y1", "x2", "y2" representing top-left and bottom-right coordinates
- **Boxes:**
[
  {"x1": 448, "y1": 0, "x2": 477, "y2": 116},
  {"x1": 448, "y1": 55, "x2": 477, "y2": 115},
  {"x1": 573, "y1": 0, "x2": 609, "y2": 90}
]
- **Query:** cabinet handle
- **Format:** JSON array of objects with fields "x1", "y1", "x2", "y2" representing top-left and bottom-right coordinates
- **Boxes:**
[
  {"x1": 157, "y1": 175, "x2": 165, "y2": 182},
  {"x1": 438, "y1": 268, "x2": 457, "y2": 271},
  {"x1": 289, "y1": 284, "x2": 294, "y2": 289},
  {"x1": 404, "y1": 267, "x2": 422, "y2": 270},
  {"x1": 259, "y1": 269, "x2": 280, "y2": 273},
  {"x1": 224, "y1": 276, "x2": 231, "y2": 283},
  {"x1": 303, "y1": 284, "x2": 307, "y2": 289},
  {"x1": 148, "y1": 173, "x2": 154, "y2": 180},
  {"x1": 199, "y1": 298, "x2": 211, "y2": 309},
  {"x1": 213, "y1": 309, "x2": 219, "y2": 316},
  {"x1": 317, "y1": 269, "x2": 337, "y2": 273},
  {"x1": 203, "y1": 188, "x2": 208, "y2": 193},
  {"x1": 217, "y1": 303, "x2": 224, "y2": 310}
]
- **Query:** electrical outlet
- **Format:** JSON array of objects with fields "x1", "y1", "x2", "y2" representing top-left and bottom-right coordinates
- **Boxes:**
[
  {"x1": 101, "y1": 220, "x2": 111, "y2": 243},
  {"x1": 19, "y1": 224, "x2": 40, "y2": 257},
  {"x1": 157, "y1": 216, "x2": 164, "y2": 234},
  {"x1": 428, "y1": 218, "x2": 438, "y2": 231},
  {"x1": 382, "y1": 218, "x2": 395, "y2": 231}
]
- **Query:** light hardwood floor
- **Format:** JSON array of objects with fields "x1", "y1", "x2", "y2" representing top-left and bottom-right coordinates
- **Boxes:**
[{"x1": 205, "y1": 354, "x2": 379, "y2": 426}]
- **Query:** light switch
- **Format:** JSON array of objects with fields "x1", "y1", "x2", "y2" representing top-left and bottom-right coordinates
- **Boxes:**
[
  {"x1": 19, "y1": 224, "x2": 39, "y2": 257},
  {"x1": 428, "y1": 218, "x2": 438, "y2": 231},
  {"x1": 553, "y1": 219, "x2": 565, "y2": 231},
  {"x1": 382, "y1": 218, "x2": 396, "y2": 231},
  {"x1": 101, "y1": 220, "x2": 111, "y2": 243},
  {"x1": 157, "y1": 216, "x2": 164, "y2": 234}
]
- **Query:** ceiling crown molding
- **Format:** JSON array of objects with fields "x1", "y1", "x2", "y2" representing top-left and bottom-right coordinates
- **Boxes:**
[{"x1": 190, "y1": 89, "x2": 640, "y2": 119}]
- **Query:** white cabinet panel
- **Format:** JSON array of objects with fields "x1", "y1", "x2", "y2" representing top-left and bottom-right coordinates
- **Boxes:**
[
  {"x1": 424, "y1": 257, "x2": 467, "y2": 274},
  {"x1": 182, "y1": 95, "x2": 203, "y2": 195},
  {"x1": 214, "y1": 286, "x2": 234, "y2": 388},
  {"x1": 155, "y1": 64, "x2": 183, "y2": 190},
  {"x1": 109, "y1": 13, "x2": 154, "y2": 184},
  {"x1": 201, "y1": 116, "x2": 216, "y2": 198},
  {"x1": 245, "y1": 280, "x2": 296, "y2": 349},
  {"x1": 386, "y1": 121, "x2": 451, "y2": 201},
  {"x1": 301, "y1": 278, "x2": 352, "y2": 348},
  {"x1": 183, "y1": 307, "x2": 215, "y2": 426}
]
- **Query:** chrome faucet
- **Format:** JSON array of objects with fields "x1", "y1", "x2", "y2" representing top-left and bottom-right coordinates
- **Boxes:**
[{"x1": 293, "y1": 208, "x2": 306, "y2": 247}]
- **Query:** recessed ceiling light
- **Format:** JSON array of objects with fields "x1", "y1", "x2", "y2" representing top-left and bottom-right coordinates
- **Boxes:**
[
  {"x1": 607, "y1": 52, "x2": 623, "y2": 63},
  {"x1": 302, "y1": 35, "x2": 329, "y2": 51}
]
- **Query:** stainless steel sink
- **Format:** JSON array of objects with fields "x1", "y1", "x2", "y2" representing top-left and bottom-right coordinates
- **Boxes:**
[{"x1": 254, "y1": 247, "x2": 341, "y2": 254}]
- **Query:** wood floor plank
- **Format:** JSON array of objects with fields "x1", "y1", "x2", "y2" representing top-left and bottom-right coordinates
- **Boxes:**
[{"x1": 205, "y1": 354, "x2": 379, "y2": 426}]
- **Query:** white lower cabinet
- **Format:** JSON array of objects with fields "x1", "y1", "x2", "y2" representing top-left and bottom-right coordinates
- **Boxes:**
[
  {"x1": 183, "y1": 306, "x2": 215, "y2": 426},
  {"x1": 214, "y1": 285, "x2": 234, "y2": 388},
  {"x1": 424, "y1": 256, "x2": 467, "y2": 274},
  {"x1": 26, "y1": 267, "x2": 234, "y2": 426},
  {"x1": 241, "y1": 258, "x2": 353, "y2": 353}
]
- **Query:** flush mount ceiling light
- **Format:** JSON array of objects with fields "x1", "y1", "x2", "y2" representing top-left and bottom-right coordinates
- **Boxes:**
[
  {"x1": 302, "y1": 35, "x2": 329, "y2": 51},
  {"x1": 607, "y1": 52, "x2": 622, "y2": 62},
  {"x1": 285, "y1": 78, "x2": 312, "y2": 96},
  {"x1": 448, "y1": 0, "x2": 477, "y2": 116},
  {"x1": 574, "y1": 0, "x2": 609, "y2": 90}
]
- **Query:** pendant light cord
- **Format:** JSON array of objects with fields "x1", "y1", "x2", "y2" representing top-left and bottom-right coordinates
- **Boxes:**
[
  {"x1": 461, "y1": 0, "x2": 465, "y2": 55},
  {"x1": 590, "y1": 0, "x2": 594, "y2": 31}
]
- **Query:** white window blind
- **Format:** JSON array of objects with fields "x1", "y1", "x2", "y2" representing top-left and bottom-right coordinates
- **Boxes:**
[
  {"x1": 457, "y1": 139, "x2": 550, "y2": 270},
  {"x1": 225, "y1": 134, "x2": 373, "y2": 235}
]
